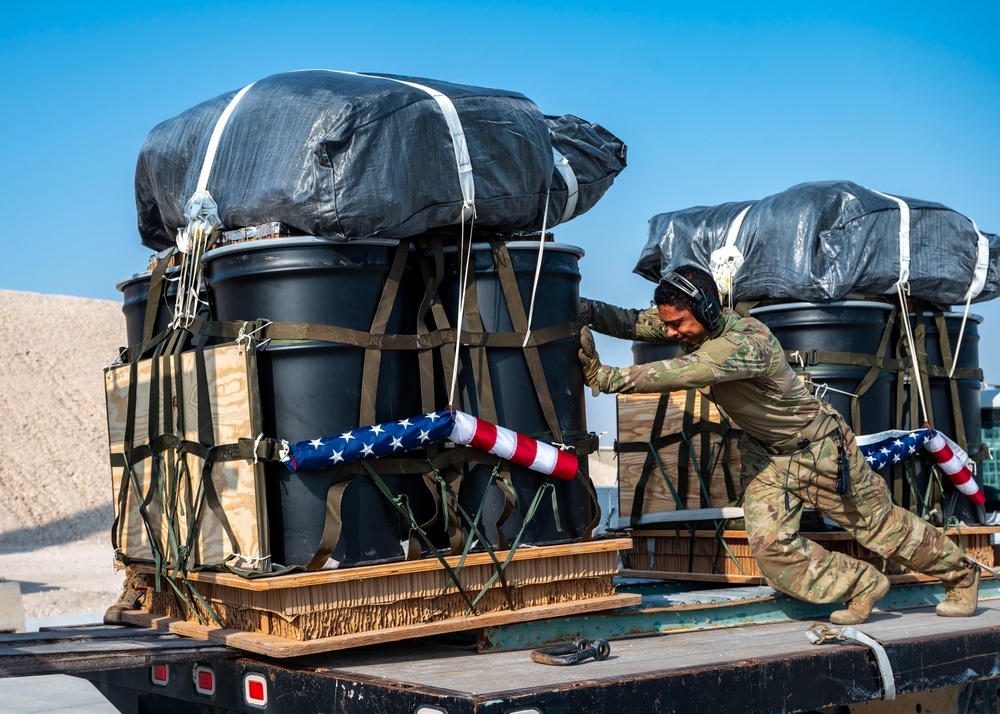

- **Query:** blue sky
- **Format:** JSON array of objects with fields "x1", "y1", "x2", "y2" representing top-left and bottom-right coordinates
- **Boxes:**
[{"x1": 2, "y1": 1, "x2": 998, "y2": 435}]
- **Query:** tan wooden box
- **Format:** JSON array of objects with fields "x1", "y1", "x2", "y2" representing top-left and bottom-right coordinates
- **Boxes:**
[
  {"x1": 105, "y1": 342, "x2": 269, "y2": 573},
  {"x1": 617, "y1": 392, "x2": 742, "y2": 523}
]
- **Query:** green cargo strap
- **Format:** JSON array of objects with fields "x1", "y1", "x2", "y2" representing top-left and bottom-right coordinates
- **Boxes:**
[
  {"x1": 303, "y1": 477, "x2": 345, "y2": 571},
  {"x1": 487, "y1": 237, "x2": 563, "y2": 443},
  {"x1": 429, "y1": 463, "x2": 516, "y2": 612},
  {"x1": 911, "y1": 307, "x2": 936, "y2": 428},
  {"x1": 577, "y1": 469, "x2": 603, "y2": 542},
  {"x1": 141, "y1": 250, "x2": 175, "y2": 345},
  {"x1": 457, "y1": 245, "x2": 499, "y2": 424},
  {"x1": 620, "y1": 421, "x2": 734, "y2": 521},
  {"x1": 851, "y1": 305, "x2": 898, "y2": 435},
  {"x1": 784, "y1": 349, "x2": 903, "y2": 372},
  {"x1": 933, "y1": 310, "x2": 968, "y2": 451},
  {"x1": 222, "y1": 318, "x2": 578, "y2": 351},
  {"x1": 733, "y1": 301, "x2": 758, "y2": 318},
  {"x1": 911, "y1": 306, "x2": 943, "y2": 514},
  {"x1": 415, "y1": 239, "x2": 452, "y2": 413},
  {"x1": 360, "y1": 240, "x2": 410, "y2": 427},
  {"x1": 301, "y1": 444, "x2": 503, "y2": 572},
  {"x1": 674, "y1": 391, "x2": 695, "y2": 509},
  {"x1": 627, "y1": 392, "x2": 676, "y2": 526},
  {"x1": 190, "y1": 340, "x2": 241, "y2": 558},
  {"x1": 360, "y1": 461, "x2": 478, "y2": 612},
  {"x1": 467, "y1": 478, "x2": 557, "y2": 614},
  {"x1": 697, "y1": 393, "x2": 714, "y2": 508}
]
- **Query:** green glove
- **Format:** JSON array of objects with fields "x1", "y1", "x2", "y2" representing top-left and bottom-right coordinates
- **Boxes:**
[{"x1": 578, "y1": 325, "x2": 604, "y2": 397}]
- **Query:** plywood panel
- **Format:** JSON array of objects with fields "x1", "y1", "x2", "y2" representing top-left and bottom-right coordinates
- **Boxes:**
[
  {"x1": 105, "y1": 343, "x2": 267, "y2": 572},
  {"x1": 617, "y1": 392, "x2": 742, "y2": 520}
]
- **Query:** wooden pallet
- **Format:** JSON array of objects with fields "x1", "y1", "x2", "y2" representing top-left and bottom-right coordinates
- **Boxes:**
[
  {"x1": 122, "y1": 538, "x2": 640, "y2": 657},
  {"x1": 624, "y1": 527, "x2": 997, "y2": 583}
]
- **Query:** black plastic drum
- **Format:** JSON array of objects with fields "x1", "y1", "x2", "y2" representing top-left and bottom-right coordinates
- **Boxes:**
[
  {"x1": 204, "y1": 238, "x2": 437, "y2": 568},
  {"x1": 631, "y1": 341, "x2": 683, "y2": 365},
  {"x1": 751, "y1": 302, "x2": 896, "y2": 437},
  {"x1": 117, "y1": 267, "x2": 211, "y2": 347},
  {"x1": 437, "y1": 241, "x2": 595, "y2": 546}
]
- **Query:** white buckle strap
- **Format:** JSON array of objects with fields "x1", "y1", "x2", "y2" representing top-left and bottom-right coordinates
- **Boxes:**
[
  {"x1": 176, "y1": 82, "x2": 256, "y2": 254},
  {"x1": 551, "y1": 146, "x2": 578, "y2": 224},
  {"x1": 966, "y1": 218, "x2": 990, "y2": 302},
  {"x1": 870, "y1": 189, "x2": 911, "y2": 289},
  {"x1": 807, "y1": 623, "x2": 896, "y2": 701}
]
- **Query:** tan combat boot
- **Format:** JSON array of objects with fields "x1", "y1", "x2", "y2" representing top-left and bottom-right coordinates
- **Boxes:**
[
  {"x1": 830, "y1": 573, "x2": 890, "y2": 625},
  {"x1": 936, "y1": 567, "x2": 979, "y2": 617},
  {"x1": 104, "y1": 570, "x2": 146, "y2": 625}
]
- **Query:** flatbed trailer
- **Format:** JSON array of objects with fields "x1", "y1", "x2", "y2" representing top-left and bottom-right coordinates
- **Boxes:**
[{"x1": 6, "y1": 581, "x2": 1000, "y2": 713}]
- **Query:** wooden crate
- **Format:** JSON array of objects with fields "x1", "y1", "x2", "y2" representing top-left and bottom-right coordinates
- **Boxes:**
[
  {"x1": 105, "y1": 342, "x2": 269, "y2": 572},
  {"x1": 617, "y1": 392, "x2": 742, "y2": 522},
  {"x1": 122, "y1": 538, "x2": 640, "y2": 657},
  {"x1": 624, "y1": 528, "x2": 997, "y2": 584}
]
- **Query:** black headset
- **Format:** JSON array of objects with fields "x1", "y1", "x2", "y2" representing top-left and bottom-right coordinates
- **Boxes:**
[{"x1": 660, "y1": 271, "x2": 722, "y2": 331}]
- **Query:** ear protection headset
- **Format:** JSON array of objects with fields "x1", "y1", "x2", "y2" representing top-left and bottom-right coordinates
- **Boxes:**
[{"x1": 660, "y1": 271, "x2": 722, "y2": 331}]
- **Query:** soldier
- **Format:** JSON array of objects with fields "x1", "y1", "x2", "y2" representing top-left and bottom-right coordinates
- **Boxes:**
[{"x1": 578, "y1": 264, "x2": 979, "y2": 624}]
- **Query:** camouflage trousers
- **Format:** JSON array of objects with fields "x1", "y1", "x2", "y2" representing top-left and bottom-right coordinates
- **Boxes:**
[{"x1": 741, "y1": 419, "x2": 972, "y2": 604}]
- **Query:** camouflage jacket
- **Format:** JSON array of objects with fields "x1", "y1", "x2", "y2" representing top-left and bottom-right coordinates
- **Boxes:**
[{"x1": 584, "y1": 300, "x2": 822, "y2": 444}]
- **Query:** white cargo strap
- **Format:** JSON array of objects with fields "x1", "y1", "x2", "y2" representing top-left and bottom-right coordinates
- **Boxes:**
[
  {"x1": 872, "y1": 189, "x2": 927, "y2": 422},
  {"x1": 870, "y1": 189, "x2": 911, "y2": 288},
  {"x1": 311, "y1": 69, "x2": 476, "y2": 221},
  {"x1": 806, "y1": 623, "x2": 896, "y2": 701},
  {"x1": 709, "y1": 204, "x2": 752, "y2": 307},
  {"x1": 176, "y1": 82, "x2": 256, "y2": 254},
  {"x1": 966, "y1": 219, "x2": 991, "y2": 301},
  {"x1": 950, "y1": 219, "x2": 990, "y2": 377},
  {"x1": 173, "y1": 82, "x2": 256, "y2": 328},
  {"x1": 551, "y1": 146, "x2": 578, "y2": 224}
]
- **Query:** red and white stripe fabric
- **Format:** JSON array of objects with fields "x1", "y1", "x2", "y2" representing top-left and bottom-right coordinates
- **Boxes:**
[
  {"x1": 925, "y1": 430, "x2": 985, "y2": 505},
  {"x1": 449, "y1": 410, "x2": 579, "y2": 481}
]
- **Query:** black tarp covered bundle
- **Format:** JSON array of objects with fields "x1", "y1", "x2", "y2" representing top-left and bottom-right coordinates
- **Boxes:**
[
  {"x1": 635, "y1": 180, "x2": 1000, "y2": 305},
  {"x1": 136, "y1": 70, "x2": 627, "y2": 250}
]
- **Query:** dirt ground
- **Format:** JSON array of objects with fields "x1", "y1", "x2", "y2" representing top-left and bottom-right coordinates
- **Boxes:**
[
  {"x1": 0, "y1": 289, "x2": 617, "y2": 621},
  {"x1": 0, "y1": 290, "x2": 126, "y2": 619}
]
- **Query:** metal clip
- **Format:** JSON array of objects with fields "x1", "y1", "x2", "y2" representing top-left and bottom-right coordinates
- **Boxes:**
[
  {"x1": 806, "y1": 622, "x2": 845, "y2": 645},
  {"x1": 530, "y1": 637, "x2": 610, "y2": 666}
]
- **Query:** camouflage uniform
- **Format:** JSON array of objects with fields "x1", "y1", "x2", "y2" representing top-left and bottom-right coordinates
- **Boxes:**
[{"x1": 582, "y1": 299, "x2": 974, "y2": 604}]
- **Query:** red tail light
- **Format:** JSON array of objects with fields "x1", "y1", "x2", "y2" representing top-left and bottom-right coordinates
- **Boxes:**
[
  {"x1": 150, "y1": 664, "x2": 169, "y2": 687},
  {"x1": 194, "y1": 665, "x2": 216, "y2": 696},
  {"x1": 244, "y1": 673, "x2": 268, "y2": 707}
]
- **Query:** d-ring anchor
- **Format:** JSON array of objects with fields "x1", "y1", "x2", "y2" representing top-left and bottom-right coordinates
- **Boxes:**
[{"x1": 530, "y1": 637, "x2": 611, "y2": 666}]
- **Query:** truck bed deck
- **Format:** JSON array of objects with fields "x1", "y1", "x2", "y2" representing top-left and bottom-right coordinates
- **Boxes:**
[{"x1": 75, "y1": 595, "x2": 1000, "y2": 713}]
